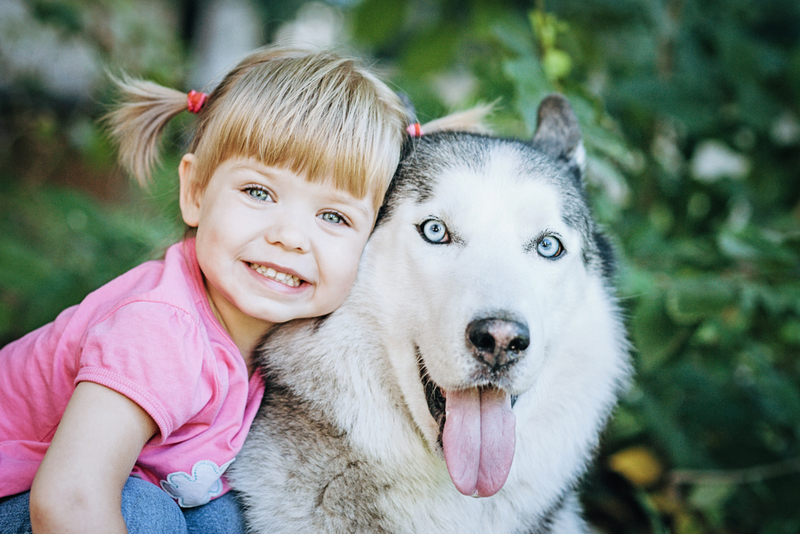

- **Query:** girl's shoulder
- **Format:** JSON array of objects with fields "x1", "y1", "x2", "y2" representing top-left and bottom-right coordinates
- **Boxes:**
[
  {"x1": 3, "y1": 240, "x2": 214, "y2": 366},
  {"x1": 80, "y1": 240, "x2": 205, "y2": 326}
]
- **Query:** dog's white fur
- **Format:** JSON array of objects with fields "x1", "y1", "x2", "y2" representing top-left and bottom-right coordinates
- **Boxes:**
[{"x1": 231, "y1": 95, "x2": 631, "y2": 533}]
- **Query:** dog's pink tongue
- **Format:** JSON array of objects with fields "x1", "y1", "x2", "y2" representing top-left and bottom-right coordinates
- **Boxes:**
[{"x1": 442, "y1": 387, "x2": 516, "y2": 497}]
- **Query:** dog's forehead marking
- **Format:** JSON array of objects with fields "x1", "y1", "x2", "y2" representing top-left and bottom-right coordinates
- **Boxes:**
[
  {"x1": 433, "y1": 162, "x2": 562, "y2": 225},
  {"x1": 383, "y1": 133, "x2": 603, "y2": 272},
  {"x1": 411, "y1": 142, "x2": 578, "y2": 233}
]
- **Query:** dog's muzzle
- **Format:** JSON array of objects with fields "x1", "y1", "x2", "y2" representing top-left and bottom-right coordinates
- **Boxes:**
[{"x1": 416, "y1": 315, "x2": 527, "y2": 498}]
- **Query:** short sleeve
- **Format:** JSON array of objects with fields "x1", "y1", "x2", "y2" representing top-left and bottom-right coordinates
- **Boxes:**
[{"x1": 76, "y1": 301, "x2": 215, "y2": 444}]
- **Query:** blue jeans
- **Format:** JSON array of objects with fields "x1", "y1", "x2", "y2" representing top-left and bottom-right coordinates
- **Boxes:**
[{"x1": 0, "y1": 476, "x2": 245, "y2": 534}]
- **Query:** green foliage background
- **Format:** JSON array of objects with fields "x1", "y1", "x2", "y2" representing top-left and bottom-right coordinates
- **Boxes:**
[{"x1": 1, "y1": 0, "x2": 799, "y2": 532}]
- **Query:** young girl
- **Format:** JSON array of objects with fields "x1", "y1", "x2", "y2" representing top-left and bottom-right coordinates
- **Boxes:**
[{"x1": 0, "y1": 46, "x2": 408, "y2": 533}]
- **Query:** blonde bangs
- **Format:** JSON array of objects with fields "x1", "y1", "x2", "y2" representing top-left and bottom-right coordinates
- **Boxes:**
[{"x1": 190, "y1": 51, "x2": 405, "y2": 211}]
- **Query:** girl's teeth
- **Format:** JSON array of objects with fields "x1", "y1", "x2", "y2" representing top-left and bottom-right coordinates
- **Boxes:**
[{"x1": 250, "y1": 263, "x2": 301, "y2": 287}]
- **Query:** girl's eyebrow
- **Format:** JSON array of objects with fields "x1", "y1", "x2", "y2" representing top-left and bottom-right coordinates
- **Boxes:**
[{"x1": 230, "y1": 161, "x2": 288, "y2": 184}]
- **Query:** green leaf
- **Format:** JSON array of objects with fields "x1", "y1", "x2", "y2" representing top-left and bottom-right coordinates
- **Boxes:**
[
  {"x1": 399, "y1": 25, "x2": 459, "y2": 74},
  {"x1": 352, "y1": 0, "x2": 407, "y2": 47},
  {"x1": 632, "y1": 292, "x2": 687, "y2": 373},
  {"x1": 665, "y1": 277, "x2": 738, "y2": 325},
  {"x1": 502, "y1": 56, "x2": 551, "y2": 134},
  {"x1": 780, "y1": 320, "x2": 800, "y2": 346}
]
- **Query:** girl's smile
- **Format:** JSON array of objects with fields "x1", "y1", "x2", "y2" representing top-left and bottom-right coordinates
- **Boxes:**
[{"x1": 247, "y1": 262, "x2": 303, "y2": 289}]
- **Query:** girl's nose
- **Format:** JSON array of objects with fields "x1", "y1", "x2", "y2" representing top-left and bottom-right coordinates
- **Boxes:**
[{"x1": 264, "y1": 217, "x2": 311, "y2": 252}]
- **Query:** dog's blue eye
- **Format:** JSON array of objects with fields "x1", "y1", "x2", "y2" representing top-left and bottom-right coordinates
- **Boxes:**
[
  {"x1": 536, "y1": 236, "x2": 564, "y2": 259},
  {"x1": 419, "y1": 219, "x2": 450, "y2": 244}
]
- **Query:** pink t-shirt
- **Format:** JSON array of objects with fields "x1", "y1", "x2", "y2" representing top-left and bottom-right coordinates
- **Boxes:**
[{"x1": 0, "y1": 239, "x2": 265, "y2": 507}]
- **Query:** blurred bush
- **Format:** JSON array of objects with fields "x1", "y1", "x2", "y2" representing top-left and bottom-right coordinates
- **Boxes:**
[
  {"x1": 1, "y1": 0, "x2": 799, "y2": 531},
  {"x1": 0, "y1": 0, "x2": 189, "y2": 345}
]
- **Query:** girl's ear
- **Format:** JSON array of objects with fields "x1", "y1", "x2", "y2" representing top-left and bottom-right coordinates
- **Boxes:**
[{"x1": 179, "y1": 154, "x2": 201, "y2": 227}]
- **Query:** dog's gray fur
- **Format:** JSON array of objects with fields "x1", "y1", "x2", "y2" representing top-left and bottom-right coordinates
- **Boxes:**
[{"x1": 229, "y1": 94, "x2": 631, "y2": 533}]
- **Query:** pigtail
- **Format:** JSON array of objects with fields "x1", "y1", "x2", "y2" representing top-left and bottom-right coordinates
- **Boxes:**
[
  {"x1": 416, "y1": 103, "x2": 496, "y2": 136},
  {"x1": 103, "y1": 75, "x2": 195, "y2": 187}
]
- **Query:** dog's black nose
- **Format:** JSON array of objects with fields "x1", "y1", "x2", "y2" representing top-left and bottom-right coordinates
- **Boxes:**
[{"x1": 466, "y1": 318, "x2": 530, "y2": 371}]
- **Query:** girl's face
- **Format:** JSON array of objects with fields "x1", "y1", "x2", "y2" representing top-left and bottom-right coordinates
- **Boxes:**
[{"x1": 179, "y1": 155, "x2": 376, "y2": 337}]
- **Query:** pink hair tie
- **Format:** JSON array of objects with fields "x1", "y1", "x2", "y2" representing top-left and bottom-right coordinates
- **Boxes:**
[
  {"x1": 406, "y1": 122, "x2": 423, "y2": 137},
  {"x1": 187, "y1": 90, "x2": 208, "y2": 114}
]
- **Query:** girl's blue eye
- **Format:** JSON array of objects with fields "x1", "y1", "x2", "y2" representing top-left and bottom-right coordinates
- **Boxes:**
[
  {"x1": 319, "y1": 212, "x2": 344, "y2": 225},
  {"x1": 536, "y1": 235, "x2": 564, "y2": 259},
  {"x1": 247, "y1": 187, "x2": 272, "y2": 202},
  {"x1": 420, "y1": 219, "x2": 449, "y2": 244}
]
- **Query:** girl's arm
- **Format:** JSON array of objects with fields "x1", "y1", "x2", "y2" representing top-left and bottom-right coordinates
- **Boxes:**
[{"x1": 30, "y1": 381, "x2": 158, "y2": 534}]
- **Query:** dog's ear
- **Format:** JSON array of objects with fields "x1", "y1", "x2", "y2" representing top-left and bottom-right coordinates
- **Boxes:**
[{"x1": 531, "y1": 94, "x2": 585, "y2": 180}]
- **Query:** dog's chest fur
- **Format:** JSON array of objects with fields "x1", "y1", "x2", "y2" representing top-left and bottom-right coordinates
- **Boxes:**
[{"x1": 237, "y1": 311, "x2": 573, "y2": 533}]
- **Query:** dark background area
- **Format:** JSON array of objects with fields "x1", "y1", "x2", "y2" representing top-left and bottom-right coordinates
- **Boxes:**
[{"x1": 1, "y1": 0, "x2": 799, "y2": 531}]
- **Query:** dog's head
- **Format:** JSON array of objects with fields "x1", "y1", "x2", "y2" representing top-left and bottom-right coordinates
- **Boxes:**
[{"x1": 361, "y1": 95, "x2": 625, "y2": 498}]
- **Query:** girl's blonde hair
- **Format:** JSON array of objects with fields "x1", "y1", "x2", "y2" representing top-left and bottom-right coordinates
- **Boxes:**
[{"x1": 105, "y1": 46, "x2": 409, "y2": 211}]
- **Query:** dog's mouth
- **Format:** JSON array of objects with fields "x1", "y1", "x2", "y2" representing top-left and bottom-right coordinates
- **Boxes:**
[
  {"x1": 418, "y1": 353, "x2": 517, "y2": 498},
  {"x1": 420, "y1": 359, "x2": 448, "y2": 442}
]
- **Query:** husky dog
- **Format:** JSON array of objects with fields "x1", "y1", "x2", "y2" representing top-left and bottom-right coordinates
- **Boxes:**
[{"x1": 229, "y1": 95, "x2": 631, "y2": 533}]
